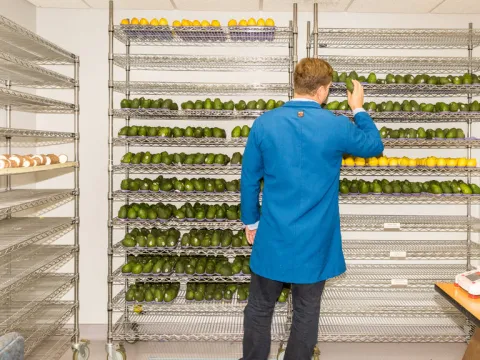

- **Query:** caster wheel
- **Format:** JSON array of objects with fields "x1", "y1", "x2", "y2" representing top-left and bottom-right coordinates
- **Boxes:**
[
  {"x1": 73, "y1": 344, "x2": 90, "y2": 360},
  {"x1": 107, "y1": 348, "x2": 126, "y2": 360}
]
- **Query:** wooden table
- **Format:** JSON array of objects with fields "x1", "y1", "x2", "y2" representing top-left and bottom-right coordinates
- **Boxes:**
[{"x1": 435, "y1": 283, "x2": 480, "y2": 359}]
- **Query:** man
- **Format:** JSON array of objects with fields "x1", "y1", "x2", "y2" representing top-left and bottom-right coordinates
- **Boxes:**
[{"x1": 240, "y1": 58, "x2": 384, "y2": 360}]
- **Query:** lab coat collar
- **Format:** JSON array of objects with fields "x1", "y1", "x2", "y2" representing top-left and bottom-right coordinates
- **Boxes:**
[{"x1": 284, "y1": 99, "x2": 323, "y2": 109}]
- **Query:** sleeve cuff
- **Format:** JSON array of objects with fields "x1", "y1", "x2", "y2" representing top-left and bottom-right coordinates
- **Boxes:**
[
  {"x1": 246, "y1": 222, "x2": 259, "y2": 230},
  {"x1": 353, "y1": 108, "x2": 367, "y2": 116}
]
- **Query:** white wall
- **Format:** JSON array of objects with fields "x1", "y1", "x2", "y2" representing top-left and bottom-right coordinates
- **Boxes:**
[{"x1": 35, "y1": 7, "x2": 480, "y2": 327}]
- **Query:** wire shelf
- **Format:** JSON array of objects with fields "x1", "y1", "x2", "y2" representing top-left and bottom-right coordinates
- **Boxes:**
[
  {"x1": 322, "y1": 55, "x2": 480, "y2": 74},
  {"x1": 341, "y1": 215, "x2": 480, "y2": 232},
  {"x1": 113, "y1": 163, "x2": 480, "y2": 176},
  {"x1": 0, "y1": 15, "x2": 75, "y2": 64},
  {"x1": 0, "y1": 275, "x2": 75, "y2": 332},
  {"x1": 114, "y1": 136, "x2": 480, "y2": 149},
  {"x1": 0, "y1": 217, "x2": 73, "y2": 258},
  {"x1": 0, "y1": 87, "x2": 75, "y2": 113},
  {"x1": 25, "y1": 332, "x2": 74, "y2": 360},
  {"x1": 112, "y1": 215, "x2": 480, "y2": 232},
  {"x1": 112, "y1": 313, "x2": 286, "y2": 342},
  {"x1": 0, "y1": 245, "x2": 75, "y2": 299},
  {"x1": 113, "y1": 108, "x2": 265, "y2": 120},
  {"x1": 114, "y1": 25, "x2": 293, "y2": 46},
  {"x1": 112, "y1": 242, "x2": 252, "y2": 257},
  {"x1": 0, "y1": 53, "x2": 75, "y2": 88},
  {"x1": 315, "y1": 28, "x2": 480, "y2": 49},
  {"x1": 114, "y1": 54, "x2": 291, "y2": 72},
  {"x1": 114, "y1": 136, "x2": 246, "y2": 147},
  {"x1": 321, "y1": 287, "x2": 457, "y2": 314},
  {"x1": 113, "y1": 81, "x2": 291, "y2": 96},
  {"x1": 21, "y1": 302, "x2": 76, "y2": 356},
  {"x1": 111, "y1": 267, "x2": 251, "y2": 284},
  {"x1": 343, "y1": 239, "x2": 480, "y2": 260},
  {"x1": 112, "y1": 289, "x2": 288, "y2": 314},
  {"x1": 0, "y1": 162, "x2": 77, "y2": 176},
  {"x1": 317, "y1": 313, "x2": 468, "y2": 343},
  {"x1": 335, "y1": 110, "x2": 480, "y2": 123},
  {"x1": 329, "y1": 82, "x2": 480, "y2": 97},
  {"x1": 0, "y1": 128, "x2": 75, "y2": 139},
  {"x1": 0, "y1": 189, "x2": 74, "y2": 217},
  {"x1": 113, "y1": 190, "x2": 480, "y2": 205}
]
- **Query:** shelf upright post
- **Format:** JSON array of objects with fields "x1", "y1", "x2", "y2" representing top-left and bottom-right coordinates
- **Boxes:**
[
  {"x1": 292, "y1": 3, "x2": 298, "y2": 100},
  {"x1": 5, "y1": 80, "x2": 11, "y2": 192},
  {"x1": 289, "y1": 21, "x2": 294, "y2": 100},
  {"x1": 73, "y1": 55, "x2": 80, "y2": 346},
  {"x1": 467, "y1": 22, "x2": 473, "y2": 270},
  {"x1": 306, "y1": 21, "x2": 311, "y2": 58},
  {"x1": 313, "y1": 2, "x2": 319, "y2": 58},
  {"x1": 107, "y1": 0, "x2": 115, "y2": 348}
]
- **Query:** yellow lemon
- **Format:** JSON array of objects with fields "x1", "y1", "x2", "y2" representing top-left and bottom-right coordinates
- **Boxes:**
[
  {"x1": 408, "y1": 158, "x2": 417, "y2": 167},
  {"x1": 211, "y1": 20, "x2": 221, "y2": 27},
  {"x1": 181, "y1": 19, "x2": 192, "y2": 26},
  {"x1": 368, "y1": 157, "x2": 379, "y2": 167},
  {"x1": 467, "y1": 158, "x2": 477, "y2": 167},
  {"x1": 399, "y1": 157, "x2": 409, "y2": 167},
  {"x1": 172, "y1": 20, "x2": 181, "y2": 27},
  {"x1": 192, "y1": 20, "x2": 201, "y2": 26},
  {"x1": 150, "y1": 18, "x2": 159, "y2": 26},
  {"x1": 354, "y1": 157, "x2": 366, "y2": 167},
  {"x1": 131, "y1": 17, "x2": 140, "y2": 25},
  {"x1": 378, "y1": 156, "x2": 389, "y2": 167},
  {"x1": 437, "y1": 158, "x2": 447, "y2": 167},
  {"x1": 247, "y1": 18, "x2": 257, "y2": 26},
  {"x1": 344, "y1": 157, "x2": 355, "y2": 167},
  {"x1": 257, "y1": 18, "x2": 266, "y2": 26},
  {"x1": 140, "y1": 18, "x2": 149, "y2": 25},
  {"x1": 228, "y1": 19, "x2": 238, "y2": 27},
  {"x1": 201, "y1": 20, "x2": 211, "y2": 27},
  {"x1": 388, "y1": 158, "x2": 399, "y2": 167},
  {"x1": 159, "y1": 18, "x2": 168, "y2": 26},
  {"x1": 266, "y1": 18, "x2": 275, "y2": 26},
  {"x1": 457, "y1": 158, "x2": 467, "y2": 167},
  {"x1": 446, "y1": 158, "x2": 458, "y2": 167},
  {"x1": 239, "y1": 19, "x2": 248, "y2": 26},
  {"x1": 426, "y1": 157, "x2": 437, "y2": 167},
  {"x1": 120, "y1": 18, "x2": 130, "y2": 25}
]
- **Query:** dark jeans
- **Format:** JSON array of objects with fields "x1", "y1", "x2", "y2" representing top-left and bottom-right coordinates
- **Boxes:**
[{"x1": 243, "y1": 272, "x2": 326, "y2": 360}]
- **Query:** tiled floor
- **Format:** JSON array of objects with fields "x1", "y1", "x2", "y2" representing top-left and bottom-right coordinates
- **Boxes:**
[{"x1": 59, "y1": 340, "x2": 467, "y2": 360}]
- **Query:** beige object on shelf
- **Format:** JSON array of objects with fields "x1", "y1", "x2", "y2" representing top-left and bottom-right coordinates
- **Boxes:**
[{"x1": 0, "y1": 154, "x2": 67, "y2": 169}]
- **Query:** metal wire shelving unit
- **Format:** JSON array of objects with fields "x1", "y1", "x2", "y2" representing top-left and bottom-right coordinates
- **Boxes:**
[
  {"x1": 0, "y1": 14, "x2": 85, "y2": 360},
  {"x1": 306, "y1": 2, "x2": 479, "y2": 345},
  {"x1": 108, "y1": 0, "x2": 298, "y2": 358}
]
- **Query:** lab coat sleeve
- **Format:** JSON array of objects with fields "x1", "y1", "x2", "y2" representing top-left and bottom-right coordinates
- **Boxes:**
[
  {"x1": 241, "y1": 121, "x2": 264, "y2": 226},
  {"x1": 339, "y1": 111, "x2": 384, "y2": 158}
]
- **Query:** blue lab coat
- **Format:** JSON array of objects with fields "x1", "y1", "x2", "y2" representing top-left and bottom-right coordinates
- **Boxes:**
[{"x1": 241, "y1": 100, "x2": 384, "y2": 284}]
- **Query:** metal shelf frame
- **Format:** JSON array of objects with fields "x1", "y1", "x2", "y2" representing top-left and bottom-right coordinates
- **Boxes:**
[
  {"x1": 107, "y1": 0, "x2": 298, "y2": 354},
  {"x1": 0, "y1": 13, "x2": 82, "y2": 359}
]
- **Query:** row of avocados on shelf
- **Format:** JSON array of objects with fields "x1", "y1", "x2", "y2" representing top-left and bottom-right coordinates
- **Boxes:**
[
  {"x1": 121, "y1": 255, "x2": 250, "y2": 276},
  {"x1": 340, "y1": 178, "x2": 480, "y2": 195},
  {"x1": 379, "y1": 127, "x2": 466, "y2": 139},
  {"x1": 125, "y1": 282, "x2": 288, "y2": 303},
  {"x1": 121, "y1": 176, "x2": 242, "y2": 193},
  {"x1": 121, "y1": 151, "x2": 243, "y2": 165},
  {"x1": 118, "y1": 202, "x2": 242, "y2": 221},
  {"x1": 332, "y1": 71, "x2": 480, "y2": 86},
  {"x1": 125, "y1": 282, "x2": 180, "y2": 303},
  {"x1": 121, "y1": 228, "x2": 249, "y2": 248},
  {"x1": 119, "y1": 126, "x2": 227, "y2": 139},
  {"x1": 120, "y1": 98, "x2": 285, "y2": 111},
  {"x1": 326, "y1": 99, "x2": 480, "y2": 113}
]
